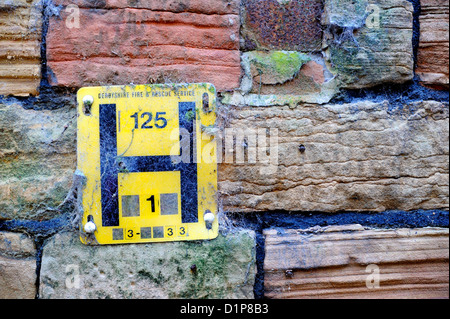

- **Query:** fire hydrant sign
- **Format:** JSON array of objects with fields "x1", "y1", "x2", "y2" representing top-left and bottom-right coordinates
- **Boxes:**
[{"x1": 77, "y1": 84, "x2": 218, "y2": 245}]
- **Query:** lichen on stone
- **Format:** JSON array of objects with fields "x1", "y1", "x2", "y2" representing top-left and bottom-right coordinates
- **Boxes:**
[{"x1": 246, "y1": 51, "x2": 311, "y2": 85}]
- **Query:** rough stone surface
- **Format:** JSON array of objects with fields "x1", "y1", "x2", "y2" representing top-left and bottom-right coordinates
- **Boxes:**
[
  {"x1": 39, "y1": 230, "x2": 256, "y2": 299},
  {"x1": 46, "y1": 0, "x2": 241, "y2": 91},
  {"x1": 224, "y1": 0, "x2": 417, "y2": 108},
  {"x1": 0, "y1": 231, "x2": 36, "y2": 258},
  {"x1": 244, "y1": 51, "x2": 312, "y2": 87},
  {"x1": 222, "y1": 51, "x2": 339, "y2": 106},
  {"x1": 240, "y1": 0, "x2": 324, "y2": 52},
  {"x1": 0, "y1": 231, "x2": 37, "y2": 299},
  {"x1": 264, "y1": 225, "x2": 449, "y2": 299},
  {"x1": 0, "y1": 102, "x2": 77, "y2": 221},
  {"x1": 52, "y1": 0, "x2": 241, "y2": 14},
  {"x1": 322, "y1": 0, "x2": 415, "y2": 88},
  {"x1": 416, "y1": 0, "x2": 449, "y2": 89},
  {"x1": 219, "y1": 100, "x2": 449, "y2": 213},
  {"x1": 0, "y1": 0, "x2": 42, "y2": 96}
]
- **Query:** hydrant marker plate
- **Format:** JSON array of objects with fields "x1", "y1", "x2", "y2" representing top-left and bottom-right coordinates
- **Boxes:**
[{"x1": 77, "y1": 84, "x2": 218, "y2": 245}]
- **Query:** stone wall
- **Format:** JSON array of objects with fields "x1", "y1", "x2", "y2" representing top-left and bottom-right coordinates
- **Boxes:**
[{"x1": 0, "y1": 0, "x2": 449, "y2": 299}]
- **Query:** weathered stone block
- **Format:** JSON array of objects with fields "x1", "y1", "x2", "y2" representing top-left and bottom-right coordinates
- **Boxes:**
[
  {"x1": 416, "y1": 0, "x2": 449, "y2": 89},
  {"x1": 46, "y1": 0, "x2": 241, "y2": 91},
  {"x1": 0, "y1": 231, "x2": 37, "y2": 299},
  {"x1": 240, "y1": 0, "x2": 324, "y2": 52},
  {"x1": 219, "y1": 100, "x2": 449, "y2": 213},
  {"x1": 0, "y1": 103, "x2": 77, "y2": 221},
  {"x1": 322, "y1": 0, "x2": 415, "y2": 88},
  {"x1": 264, "y1": 225, "x2": 449, "y2": 299},
  {"x1": 222, "y1": 50, "x2": 339, "y2": 106},
  {"x1": 0, "y1": 231, "x2": 36, "y2": 258},
  {"x1": 52, "y1": 0, "x2": 240, "y2": 15},
  {"x1": 0, "y1": 0, "x2": 42, "y2": 96},
  {"x1": 39, "y1": 230, "x2": 256, "y2": 299},
  {"x1": 225, "y1": 0, "x2": 416, "y2": 107}
]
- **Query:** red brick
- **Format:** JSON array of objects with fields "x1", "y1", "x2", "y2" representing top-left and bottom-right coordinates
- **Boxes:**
[{"x1": 47, "y1": 1, "x2": 241, "y2": 91}]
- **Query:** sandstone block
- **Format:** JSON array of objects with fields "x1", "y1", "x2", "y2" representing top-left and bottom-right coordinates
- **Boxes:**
[
  {"x1": 46, "y1": 0, "x2": 241, "y2": 91},
  {"x1": 39, "y1": 230, "x2": 256, "y2": 299},
  {"x1": 416, "y1": 0, "x2": 449, "y2": 89},
  {"x1": 0, "y1": 103, "x2": 77, "y2": 221},
  {"x1": 222, "y1": 51, "x2": 339, "y2": 106},
  {"x1": 0, "y1": 231, "x2": 36, "y2": 258},
  {"x1": 0, "y1": 0, "x2": 42, "y2": 96},
  {"x1": 0, "y1": 231, "x2": 37, "y2": 299},
  {"x1": 52, "y1": 0, "x2": 240, "y2": 15},
  {"x1": 322, "y1": 0, "x2": 415, "y2": 88},
  {"x1": 218, "y1": 100, "x2": 449, "y2": 213},
  {"x1": 264, "y1": 225, "x2": 449, "y2": 299},
  {"x1": 240, "y1": 0, "x2": 324, "y2": 52}
]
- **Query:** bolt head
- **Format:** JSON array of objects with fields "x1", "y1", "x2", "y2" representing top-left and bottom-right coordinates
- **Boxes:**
[
  {"x1": 83, "y1": 95, "x2": 94, "y2": 107},
  {"x1": 84, "y1": 221, "x2": 97, "y2": 234},
  {"x1": 204, "y1": 212, "x2": 215, "y2": 224}
]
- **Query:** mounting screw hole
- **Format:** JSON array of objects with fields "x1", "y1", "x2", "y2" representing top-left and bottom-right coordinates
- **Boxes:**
[
  {"x1": 83, "y1": 95, "x2": 94, "y2": 116},
  {"x1": 202, "y1": 93, "x2": 211, "y2": 113}
]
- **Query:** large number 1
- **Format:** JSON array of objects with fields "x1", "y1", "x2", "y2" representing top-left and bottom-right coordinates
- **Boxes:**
[{"x1": 147, "y1": 195, "x2": 156, "y2": 213}]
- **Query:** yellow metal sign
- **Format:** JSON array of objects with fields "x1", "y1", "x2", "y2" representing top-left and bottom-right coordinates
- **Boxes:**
[{"x1": 77, "y1": 84, "x2": 218, "y2": 245}]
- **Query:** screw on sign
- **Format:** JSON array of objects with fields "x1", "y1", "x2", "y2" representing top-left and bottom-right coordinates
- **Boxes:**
[{"x1": 77, "y1": 84, "x2": 219, "y2": 245}]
